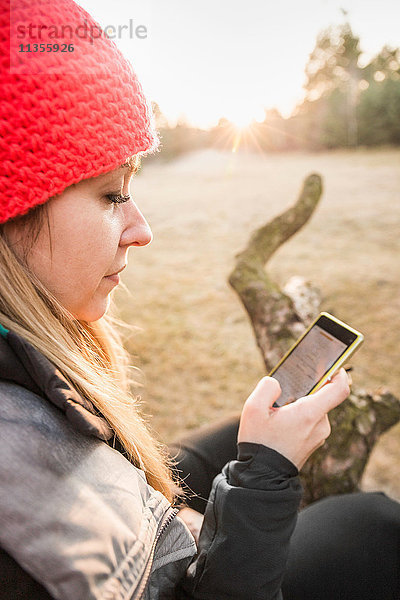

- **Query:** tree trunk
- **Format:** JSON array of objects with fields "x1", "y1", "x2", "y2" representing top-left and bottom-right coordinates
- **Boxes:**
[{"x1": 229, "y1": 173, "x2": 400, "y2": 506}]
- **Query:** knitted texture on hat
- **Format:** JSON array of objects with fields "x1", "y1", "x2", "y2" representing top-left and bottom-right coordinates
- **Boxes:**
[{"x1": 0, "y1": 0, "x2": 160, "y2": 224}]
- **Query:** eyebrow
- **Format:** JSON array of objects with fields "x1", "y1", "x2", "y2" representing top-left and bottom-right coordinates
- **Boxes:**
[{"x1": 95, "y1": 157, "x2": 141, "y2": 191}]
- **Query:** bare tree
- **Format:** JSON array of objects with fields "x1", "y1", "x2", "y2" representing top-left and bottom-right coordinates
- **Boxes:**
[{"x1": 229, "y1": 173, "x2": 400, "y2": 506}]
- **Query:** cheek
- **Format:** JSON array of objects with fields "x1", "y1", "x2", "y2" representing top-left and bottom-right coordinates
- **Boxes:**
[
  {"x1": 61, "y1": 225, "x2": 119, "y2": 290},
  {"x1": 31, "y1": 212, "x2": 121, "y2": 309}
]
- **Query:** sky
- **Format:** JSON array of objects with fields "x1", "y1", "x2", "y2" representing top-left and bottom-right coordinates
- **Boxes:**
[{"x1": 76, "y1": 0, "x2": 400, "y2": 129}]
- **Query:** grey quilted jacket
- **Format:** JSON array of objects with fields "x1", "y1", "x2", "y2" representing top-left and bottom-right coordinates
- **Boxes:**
[{"x1": 0, "y1": 327, "x2": 303, "y2": 599}]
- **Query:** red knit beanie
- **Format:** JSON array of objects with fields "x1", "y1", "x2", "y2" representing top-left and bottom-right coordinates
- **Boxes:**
[{"x1": 0, "y1": 0, "x2": 160, "y2": 224}]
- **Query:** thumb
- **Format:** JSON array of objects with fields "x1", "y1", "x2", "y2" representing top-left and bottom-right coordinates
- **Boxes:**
[
  {"x1": 247, "y1": 376, "x2": 282, "y2": 410},
  {"x1": 239, "y1": 377, "x2": 282, "y2": 444}
]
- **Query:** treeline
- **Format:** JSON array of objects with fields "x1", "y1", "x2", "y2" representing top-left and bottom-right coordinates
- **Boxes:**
[{"x1": 150, "y1": 22, "x2": 400, "y2": 159}]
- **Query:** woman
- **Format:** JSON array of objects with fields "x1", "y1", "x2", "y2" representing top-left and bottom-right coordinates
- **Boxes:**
[{"x1": 1, "y1": 1, "x2": 399, "y2": 599}]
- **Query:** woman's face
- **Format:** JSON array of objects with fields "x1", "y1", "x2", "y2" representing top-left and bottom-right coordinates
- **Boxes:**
[{"x1": 4, "y1": 165, "x2": 152, "y2": 321}]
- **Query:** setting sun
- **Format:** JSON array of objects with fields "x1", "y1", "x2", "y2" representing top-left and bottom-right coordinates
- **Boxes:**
[{"x1": 225, "y1": 105, "x2": 266, "y2": 130}]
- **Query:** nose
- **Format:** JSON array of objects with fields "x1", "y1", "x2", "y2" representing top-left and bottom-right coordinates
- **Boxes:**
[{"x1": 120, "y1": 200, "x2": 153, "y2": 248}]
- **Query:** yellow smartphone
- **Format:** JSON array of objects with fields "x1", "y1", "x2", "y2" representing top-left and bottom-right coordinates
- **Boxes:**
[{"x1": 269, "y1": 312, "x2": 364, "y2": 407}]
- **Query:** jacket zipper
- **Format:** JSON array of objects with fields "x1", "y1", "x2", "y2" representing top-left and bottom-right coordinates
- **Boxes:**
[{"x1": 135, "y1": 505, "x2": 179, "y2": 600}]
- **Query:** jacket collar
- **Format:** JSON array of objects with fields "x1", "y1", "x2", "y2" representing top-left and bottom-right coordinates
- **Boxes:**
[{"x1": 0, "y1": 326, "x2": 114, "y2": 441}]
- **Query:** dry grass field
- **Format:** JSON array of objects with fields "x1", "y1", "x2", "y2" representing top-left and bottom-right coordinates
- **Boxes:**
[{"x1": 114, "y1": 147, "x2": 400, "y2": 500}]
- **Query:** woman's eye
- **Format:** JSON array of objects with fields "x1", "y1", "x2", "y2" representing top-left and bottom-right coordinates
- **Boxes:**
[{"x1": 106, "y1": 193, "x2": 131, "y2": 204}]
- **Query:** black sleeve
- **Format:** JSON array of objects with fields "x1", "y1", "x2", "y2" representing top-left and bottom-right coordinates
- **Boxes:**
[{"x1": 177, "y1": 442, "x2": 303, "y2": 600}]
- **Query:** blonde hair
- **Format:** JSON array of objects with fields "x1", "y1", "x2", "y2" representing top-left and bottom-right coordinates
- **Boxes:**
[{"x1": 0, "y1": 176, "x2": 185, "y2": 505}]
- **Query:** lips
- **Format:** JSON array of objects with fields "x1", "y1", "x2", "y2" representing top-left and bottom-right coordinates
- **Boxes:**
[
  {"x1": 105, "y1": 273, "x2": 120, "y2": 284},
  {"x1": 106, "y1": 265, "x2": 126, "y2": 277}
]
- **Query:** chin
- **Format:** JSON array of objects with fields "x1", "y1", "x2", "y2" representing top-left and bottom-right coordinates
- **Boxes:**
[{"x1": 74, "y1": 296, "x2": 111, "y2": 323}]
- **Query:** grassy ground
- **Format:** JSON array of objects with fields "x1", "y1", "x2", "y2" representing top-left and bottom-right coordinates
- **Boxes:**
[{"x1": 113, "y1": 146, "x2": 400, "y2": 500}]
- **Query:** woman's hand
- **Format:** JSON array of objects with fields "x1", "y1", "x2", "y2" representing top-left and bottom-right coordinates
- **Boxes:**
[
  {"x1": 237, "y1": 368, "x2": 350, "y2": 470},
  {"x1": 177, "y1": 506, "x2": 204, "y2": 546}
]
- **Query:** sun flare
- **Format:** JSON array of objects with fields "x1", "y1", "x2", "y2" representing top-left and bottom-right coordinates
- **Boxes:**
[{"x1": 226, "y1": 105, "x2": 266, "y2": 130}]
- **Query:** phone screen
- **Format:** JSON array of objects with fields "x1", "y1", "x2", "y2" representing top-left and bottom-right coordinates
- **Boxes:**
[{"x1": 271, "y1": 315, "x2": 357, "y2": 407}]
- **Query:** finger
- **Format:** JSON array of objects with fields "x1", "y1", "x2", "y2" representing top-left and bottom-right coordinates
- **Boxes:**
[
  {"x1": 302, "y1": 368, "x2": 350, "y2": 415},
  {"x1": 329, "y1": 368, "x2": 352, "y2": 386},
  {"x1": 324, "y1": 368, "x2": 341, "y2": 384},
  {"x1": 320, "y1": 368, "x2": 341, "y2": 389}
]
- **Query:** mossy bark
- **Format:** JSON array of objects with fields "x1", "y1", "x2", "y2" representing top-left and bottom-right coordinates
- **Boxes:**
[{"x1": 229, "y1": 173, "x2": 400, "y2": 506}]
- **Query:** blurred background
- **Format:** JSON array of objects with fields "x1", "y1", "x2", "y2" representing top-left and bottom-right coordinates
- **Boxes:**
[
  {"x1": 78, "y1": 0, "x2": 400, "y2": 498},
  {"x1": 77, "y1": 0, "x2": 400, "y2": 151}
]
